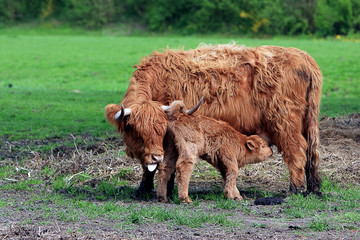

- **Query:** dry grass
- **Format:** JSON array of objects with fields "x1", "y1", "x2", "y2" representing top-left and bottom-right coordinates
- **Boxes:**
[{"x1": 1, "y1": 115, "x2": 359, "y2": 194}]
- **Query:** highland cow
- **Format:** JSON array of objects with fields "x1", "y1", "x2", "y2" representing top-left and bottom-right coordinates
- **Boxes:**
[
  {"x1": 157, "y1": 100, "x2": 273, "y2": 203},
  {"x1": 105, "y1": 44, "x2": 322, "y2": 196}
]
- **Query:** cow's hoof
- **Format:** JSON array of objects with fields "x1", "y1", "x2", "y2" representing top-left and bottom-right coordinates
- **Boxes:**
[
  {"x1": 137, "y1": 181, "x2": 154, "y2": 194},
  {"x1": 302, "y1": 191, "x2": 323, "y2": 198},
  {"x1": 289, "y1": 183, "x2": 305, "y2": 195},
  {"x1": 131, "y1": 187, "x2": 155, "y2": 200}
]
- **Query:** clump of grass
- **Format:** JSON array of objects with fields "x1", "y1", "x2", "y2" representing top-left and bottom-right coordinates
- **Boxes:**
[
  {"x1": 215, "y1": 198, "x2": 242, "y2": 209},
  {"x1": 309, "y1": 217, "x2": 332, "y2": 231},
  {"x1": 58, "y1": 210, "x2": 81, "y2": 222},
  {"x1": 126, "y1": 206, "x2": 238, "y2": 228},
  {"x1": 251, "y1": 223, "x2": 267, "y2": 228},
  {"x1": 0, "y1": 199, "x2": 9, "y2": 208}
]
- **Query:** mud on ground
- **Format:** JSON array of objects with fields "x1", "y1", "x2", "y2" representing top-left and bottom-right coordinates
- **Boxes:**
[{"x1": 0, "y1": 114, "x2": 359, "y2": 239}]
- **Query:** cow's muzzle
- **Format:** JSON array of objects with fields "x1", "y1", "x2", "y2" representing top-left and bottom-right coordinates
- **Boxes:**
[{"x1": 146, "y1": 154, "x2": 164, "y2": 172}]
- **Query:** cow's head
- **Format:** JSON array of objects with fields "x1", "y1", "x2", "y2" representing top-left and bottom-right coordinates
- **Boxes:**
[
  {"x1": 105, "y1": 101, "x2": 168, "y2": 172},
  {"x1": 105, "y1": 98, "x2": 204, "y2": 172}
]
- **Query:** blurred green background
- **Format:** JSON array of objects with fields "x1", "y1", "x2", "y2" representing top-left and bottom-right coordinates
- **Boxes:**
[
  {"x1": 0, "y1": 0, "x2": 359, "y2": 141},
  {"x1": 1, "y1": 0, "x2": 360, "y2": 36}
]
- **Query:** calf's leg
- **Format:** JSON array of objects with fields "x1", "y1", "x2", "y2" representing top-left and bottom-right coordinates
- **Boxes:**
[
  {"x1": 217, "y1": 161, "x2": 242, "y2": 200},
  {"x1": 224, "y1": 170, "x2": 242, "y2": 200},
  {"x1": 157, "y1": 159, "x2": 177, "y2": 203},
  {"x1": 156, "y1": 138, "x2": 178, "y2": 202},
  {"x1": 176, "y1": 157, "x2": 196, "y2": 203}
]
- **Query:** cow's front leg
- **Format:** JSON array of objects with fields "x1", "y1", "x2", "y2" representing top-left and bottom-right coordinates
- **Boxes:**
[{"x1": 135, "y1": 165, "x2": 156, "y2": 197}]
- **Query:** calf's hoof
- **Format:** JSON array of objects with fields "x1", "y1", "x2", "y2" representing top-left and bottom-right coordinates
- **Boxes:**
[
  {"x1": 180, "y1": 196, "x2": 193, "y2": 204},
  {"x1": 225, "y1": 193, "x2": 243, "y2": 201},
  {"x1": 157, "y1": 195, "x2": 168, "y2": 203},
  {"x1": 233, "y1": 195, "x2": 243, "y2": 201},
  {"x1": 225, "y1": 188, "x2": 243, "y2": 201}
]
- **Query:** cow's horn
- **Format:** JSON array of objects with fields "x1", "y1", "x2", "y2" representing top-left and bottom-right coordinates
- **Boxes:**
[
  {"x1": 115, "y1": 105, "x2": 131, "y2": 121},
  {"x1": 186, "y1": 97, "x2": 204, "y2": 115}
]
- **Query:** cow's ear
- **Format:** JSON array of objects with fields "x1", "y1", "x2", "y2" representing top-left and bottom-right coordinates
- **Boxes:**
[{"x1": 246, "y1": 140, "x2": 256, "y2": 151}]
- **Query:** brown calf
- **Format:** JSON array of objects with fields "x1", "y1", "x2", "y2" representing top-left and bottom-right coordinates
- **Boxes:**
[{"x1": 157, "y1": 100, "x2": 273, "y2": 203}]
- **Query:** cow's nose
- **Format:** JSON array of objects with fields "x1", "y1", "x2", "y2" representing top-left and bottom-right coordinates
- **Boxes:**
[{"x1": 152, "y1": 154, "x2": 164, "y2": 162}]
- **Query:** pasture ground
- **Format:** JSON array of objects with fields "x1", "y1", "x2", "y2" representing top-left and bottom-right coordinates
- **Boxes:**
[{"x1": 0, "y1": 114, "x2": 359, "y2": 239}]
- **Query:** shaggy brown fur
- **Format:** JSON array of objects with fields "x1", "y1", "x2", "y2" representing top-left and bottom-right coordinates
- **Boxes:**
[
  {"x1": 157, "y1": 101, "x2": 273, "y2": 203},
  {"x1": 105, "y1": 44, "x2": 322, "y2": 194}
]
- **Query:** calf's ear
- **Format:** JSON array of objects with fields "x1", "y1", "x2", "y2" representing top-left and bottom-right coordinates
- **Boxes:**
[{"x1": 246, "y1": 140, "x2": 256, "y2": 151}]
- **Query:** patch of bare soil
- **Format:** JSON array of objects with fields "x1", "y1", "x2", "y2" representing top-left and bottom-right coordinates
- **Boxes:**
[{"x1": 0, "y1": 114, "x2": 359, "y2": 239}]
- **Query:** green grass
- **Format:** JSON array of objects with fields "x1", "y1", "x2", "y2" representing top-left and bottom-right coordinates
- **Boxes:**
[
  {"x1": 0, "y1": 166, "x2": 359, "y2": 232},
  {"x1": 1, "y1": 179, "x2": 43, "y2": 191},
  {"x1": 284, "y1": 179, "x2": 360, "y2": 231},
  {"x1": 309, "y1": 217, "x2": 332, "y2": 231},
  {"x1": 0, "y1": 199, "x2": 9, "y2": 208},
  {"x1": 0, "y1": 27, "x2": 359, "y2": 140}
]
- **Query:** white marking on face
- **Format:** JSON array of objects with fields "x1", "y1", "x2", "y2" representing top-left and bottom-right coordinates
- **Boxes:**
[{"x1": 147, "y1": 164, "x2": 157, "y2": 172}]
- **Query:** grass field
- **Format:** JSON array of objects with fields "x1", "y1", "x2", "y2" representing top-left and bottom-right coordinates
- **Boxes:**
[{"x1": 0, "y1": 27, "x2": 359, "y2": 140}]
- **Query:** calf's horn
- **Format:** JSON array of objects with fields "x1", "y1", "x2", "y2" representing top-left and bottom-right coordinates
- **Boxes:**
[
  {"x1": 161, "y1": 105, "x2": 171, "y2": 111},
  {"x1": 115, "y1": 105, "x2": 131, "y2": 121},
  {"x1": 186, "y1": 97, "x2": 204, "y2": 115}
]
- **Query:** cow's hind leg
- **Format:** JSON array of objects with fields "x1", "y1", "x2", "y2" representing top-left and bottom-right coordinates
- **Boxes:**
[
  {"x1": 282, "y1": 134, "x2": 308, "y2": 194},
  {"x1": 304, "y1": 122, "x2": 322, "y2": 194},
  {"x1": 273, "y1": 119, "x2": 308, "y2": 195},
  {"x1": 305, "y1": 149, "x2": 322, "y2": 195}
]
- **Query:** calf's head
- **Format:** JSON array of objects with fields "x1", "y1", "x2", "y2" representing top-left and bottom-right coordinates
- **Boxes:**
[
  {"x1": 162, "y1": 97, "x2": 204, "y2": 121},
  {"x1": 245, "y1": 135, "x2": 273, "y2": 162},
  {"x1": 105, "y1": 101, "x2": 168, "y2": 171}
]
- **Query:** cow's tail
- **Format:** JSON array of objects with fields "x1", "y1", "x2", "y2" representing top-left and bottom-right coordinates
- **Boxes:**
[{"x1": 303, "y1": 61, "x2": 322, "y2": 193}]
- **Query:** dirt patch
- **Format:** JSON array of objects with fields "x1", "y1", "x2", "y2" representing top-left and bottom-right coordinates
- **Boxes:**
[
  {"x1": 0, "y1": 114, "x2": 359, "y2": 239},
  {"x1": 0, "y1": 135, "x2": 123, "y2": 160}
]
